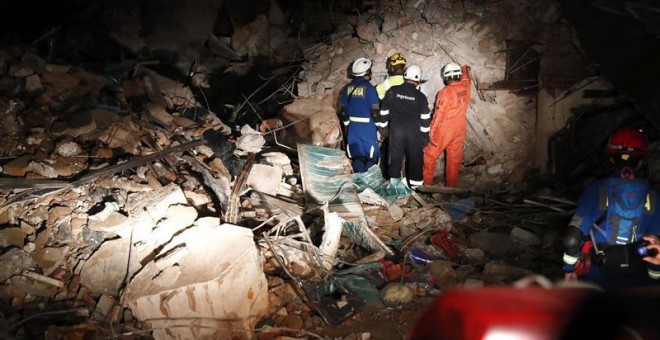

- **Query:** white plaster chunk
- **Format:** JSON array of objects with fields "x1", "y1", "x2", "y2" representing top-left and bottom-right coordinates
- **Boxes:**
[
  {"x1": 235, "y1": 124, "x2": 266, "y2": 155},
  {"x1": 247, "y1": 164, "x2": 283, "y2": 196},
  {"x1": 125, "y1": 223, "x2": 268, "y2": 340}
]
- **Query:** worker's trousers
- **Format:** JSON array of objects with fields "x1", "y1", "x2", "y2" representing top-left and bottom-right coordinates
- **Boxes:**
[{"x1": 389, "y1": 125, "x2": 424, "y2": 187}]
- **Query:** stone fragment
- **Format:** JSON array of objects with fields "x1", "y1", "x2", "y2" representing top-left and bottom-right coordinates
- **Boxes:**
[
  {"x1": 183, "y1": 190, "x2": 211, "y2": 207},
  {"x1": 94, "y1": 294, "x2": 116, "y2": 321},
  {"x1": 55, "y1": 140, "x2": 82, "y2": 157},
  {"x1": 0, "y1": 227, "x2": 25, "y2": 248},
  {"x1": 80, "y1": 237, "x2": 131, "y2": 295},
  {"x1": 510, "y1": 227, "x2": 541, "y2": 249},
  {"x1": 52, "y1": 155, "x2": 87, "y2": 177},
  {"x1": 25, "y1": 74, "x2": 43, "y2": 92},
  {"x1": 468, "y1": 232, "x2": 514, "y2": 258},
  {"x1": 10, "y1": 275, "x2": 58, "y2": 298},
  {"x1": 3, "y1": 155, "x2": 33, "y2": 177},
  {"x1": 145, "y1": 103, "x2": 174, "y2": 126},
  {"x1": 31, "y1": 246, "x2": 68, "y2": 273},
  {"x1": 429, "y1": 260, "x2": 458, "y2": 289},
  {"x1": 482, "y1": 261, "x2": 533, "y2": 284},
  {"x1": 88, "y1": 211, "x2": 130, "y2": 236},
  {"x1": 0, "y1": 249, "x2": 35, "y2": 282},
  {"x1": 41, "y1": 71, "x2": 80, "y2": 91},
  {"x1": 27, "y1": 161, "x2": 58, "y2": 178}
]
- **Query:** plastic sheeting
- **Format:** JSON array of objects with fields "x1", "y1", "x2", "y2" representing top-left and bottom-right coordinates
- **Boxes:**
[
  {"x1": 352, "y1": 165, "x2": 411, "y2": 205},
  {"x1": 298, "y1": 144, "x2": 393, "y2": 255}
]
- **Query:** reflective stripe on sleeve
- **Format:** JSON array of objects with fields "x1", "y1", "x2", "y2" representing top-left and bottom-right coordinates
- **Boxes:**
[
  {"x1": 420, "y1": 113, "x2": 431, "y2": 120},
  {"x1": 409, "y1": 179, "x2": 423, "y2": 186},
  {"x1": 420, "y1": 126, "x2": 430, "y2": 132},
  {"x1": 648, "y1": 268, "x2": 660, "y2": 279},
  {"x1": 380, "y1": 110, "x2": 390, "y2": 116},
  {"x1": 563, "y1": 253, "x2": 579, "y2": 265},
  {"x1": 349, "y1": 116, "x2": 370, "y2": 123}
]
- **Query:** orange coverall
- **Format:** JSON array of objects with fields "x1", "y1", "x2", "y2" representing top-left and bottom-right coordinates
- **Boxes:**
[{"x1": 423, "y1": 65, "x2": 471, "y2": 187}]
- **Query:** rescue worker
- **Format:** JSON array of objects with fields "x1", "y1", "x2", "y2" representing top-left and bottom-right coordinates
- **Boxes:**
[
  {"x1": 339, "y1": 57, "x2": 380, "y2": 173},
  {"x1": 378, "y1": 64, "x2": 430, "y2": 189},
  {"x1": 376, "y1": 52, "x2": 407, "y2": 179},
  {"x1": 423, "y1": 62, "x2": 472, "y2": 187},
  {"x1": 562, "y1": 127, "x2": 660, "y2": 288},
  {"x1": 376, "y1": 52, "x2": 407, "y2": 99}
]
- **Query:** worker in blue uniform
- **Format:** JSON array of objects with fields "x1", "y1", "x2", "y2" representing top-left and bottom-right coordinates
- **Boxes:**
[
  {"x1": 339, "y1": 57, "x2": 381, "y2": 173},
  {"x1": 562, "y1": 127, "x2": 660, "y2": 288}
]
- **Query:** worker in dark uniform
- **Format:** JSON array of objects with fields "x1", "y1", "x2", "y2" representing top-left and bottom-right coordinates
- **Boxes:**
[
  {"x1": 378, "y1": 64, "x2": 430, "y2": 189},
  {"x1": 339, "y1": 57, "x2": 381, "y2": 173},
  {"x1": 376, "y1": 52, "x2": 407, "y2": 179}
]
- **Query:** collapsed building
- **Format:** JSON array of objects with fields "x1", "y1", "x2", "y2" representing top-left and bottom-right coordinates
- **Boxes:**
[{"x1": 0, "y1": 0, "x2": 659, "y2": 338}]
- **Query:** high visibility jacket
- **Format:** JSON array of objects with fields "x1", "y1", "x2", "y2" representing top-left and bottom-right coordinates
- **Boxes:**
[
  {"x1": 376, "y1": 75, "x2": 405, "y2": 100},
  {"x1": 339, "y1": 77, "x2": 380, "y2": 172},
  {"x1": 562, "y1": 177, "x2": 660, "y2": 281},
  {"x1": 423, "y1": 65, "x2": 471, "y2": 186},
  {"x1": 379, "y1": 82, "x2": 430, "y2": 186}
]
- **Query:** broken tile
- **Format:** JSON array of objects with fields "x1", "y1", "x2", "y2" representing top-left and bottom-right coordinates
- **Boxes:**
[{"x1": 31, "y1": 246, "x2": 68, "y2": 273}]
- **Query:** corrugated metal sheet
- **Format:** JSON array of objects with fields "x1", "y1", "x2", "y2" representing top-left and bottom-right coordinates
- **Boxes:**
[{"x1": 298, "y1": 144, "x2": 393, "y2": 255}]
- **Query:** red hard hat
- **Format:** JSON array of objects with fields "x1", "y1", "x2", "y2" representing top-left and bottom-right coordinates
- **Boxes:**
[{"x1": 606, "y1": 127, "x2": 647, "y2": 155}]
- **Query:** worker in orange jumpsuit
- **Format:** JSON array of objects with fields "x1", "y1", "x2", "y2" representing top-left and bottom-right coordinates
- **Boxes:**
[{"x1": 423, "y1": 62, "x2": 471, "y2": 187}]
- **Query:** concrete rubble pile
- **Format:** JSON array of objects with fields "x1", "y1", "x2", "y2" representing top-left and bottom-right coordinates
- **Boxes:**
[{"x1": 0, "y1": 5, "x2": 577, "y2": 339}]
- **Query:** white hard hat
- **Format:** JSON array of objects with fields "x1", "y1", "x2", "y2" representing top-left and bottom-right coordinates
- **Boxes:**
[
  {"x1": 404, "y1": 64, "x2": 422, "y2": 82},
  {"x1": 352, "y1": 57, "x2": 373, "y2": 76},
  {"x1": 442, "y1": 62, "x2": 462, "y2": 79}
]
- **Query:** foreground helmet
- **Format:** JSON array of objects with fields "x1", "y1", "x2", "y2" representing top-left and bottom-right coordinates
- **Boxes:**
[
  {"x1": 352, "y1": 57, "x2": 373, "y2": 77},
  {"x1": 442, "y1": 62, "x2": 462, "y2": 80},
  {"x1": 606, "y1": 127, "x2": 647, "y2": 155},
  {"x1": 387, "y1": 53, "x2": 407, "y2": 68},
  {"x1": 404, "y1": 64, "x2": 422, "y2": 82}
]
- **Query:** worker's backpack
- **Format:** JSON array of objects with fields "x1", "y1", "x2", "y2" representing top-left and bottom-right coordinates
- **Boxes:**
[{"x1": 594, "y1": 178, "x2": 654, "y2": 278}]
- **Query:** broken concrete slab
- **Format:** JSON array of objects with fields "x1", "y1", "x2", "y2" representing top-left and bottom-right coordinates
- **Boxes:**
[{"x1": 125, "y1": 222, "x2": 268, "y2": 340}]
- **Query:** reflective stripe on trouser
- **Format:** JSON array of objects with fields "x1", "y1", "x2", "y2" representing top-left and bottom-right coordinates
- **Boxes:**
[
  {"x1": 423, "y1": 133, "x2": 465, "y2": 187},
  {"x1": 349, "y1": 116, "x2": 371, "y2": 123},
  {"x1": 388, "y1": 125, "x2": 424, "y2": 184}
]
